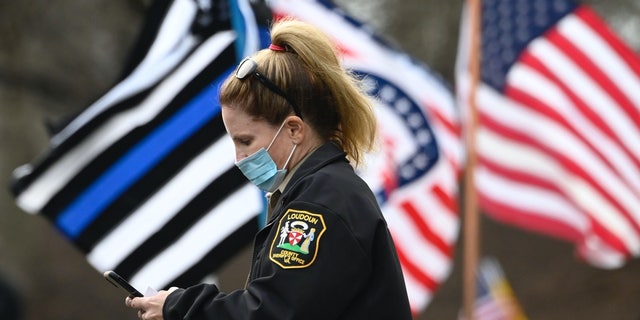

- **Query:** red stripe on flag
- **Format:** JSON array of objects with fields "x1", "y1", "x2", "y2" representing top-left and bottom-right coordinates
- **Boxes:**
[
  {"x1": 575, "y1": 6, "x2": 640, "y2": 81},
  {"x1": 478, "y1": 156, "x2": 629, "y2": 255},
  {"x1": 504, "y1": 85, "x2": 640, "y2": 192},
  {"x1": 518, "y1": 51, "x2": 640, "y2": 176},
  {"x1": 428, "y1": 105, "x2": 463, "y2": 174},
  {"x1": 478, "y1": 187, "x2": 583, "y2": 243},
  {"x1": 400, "y1": 200, "x2": 453, "y2": 258},
  {"x1": 393, "y1": 241, "x2": 440, "y2": 292},
  {"x1": 479, "y1": 153, "x2": 566, "y2": 201},
  {"x1": 546, "y1": 26, "x2": 640, "y2": 131},
  {"x1": 478, "y1": 153, "x2": 585, "y2": 242},
  {"x1": 431, "y1": 184, "x2": 458, "y2": 217},
  {"x1": 479, "y1": 110, "x2": 640, "y2": 243},
  {"x1": 428, "y1": 103, "x2": 462, "y2": 141},
  {"x1": 481, "y1": 101, "x2": 638, "y2": 223},
  {"x1": 586, "y1": 213, "x2": 633, "y2": 258},
  {"x1": 518, "y1": 51, "x2": 618, "y2": 145}
]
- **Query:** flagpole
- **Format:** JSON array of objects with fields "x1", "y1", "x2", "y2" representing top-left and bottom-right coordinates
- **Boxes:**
[{"x1": 463, "y1": 0, "x2": 482, "y2": 319}]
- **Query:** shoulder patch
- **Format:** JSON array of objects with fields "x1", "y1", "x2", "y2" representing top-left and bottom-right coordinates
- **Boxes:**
[{"x1": 269, "y1": 208, "x2": 326, "y2": 269}]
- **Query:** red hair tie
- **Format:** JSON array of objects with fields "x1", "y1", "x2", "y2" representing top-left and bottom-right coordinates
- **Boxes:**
[{"x1": 269, "y1": 44, "x2": 285, "y2": 51}]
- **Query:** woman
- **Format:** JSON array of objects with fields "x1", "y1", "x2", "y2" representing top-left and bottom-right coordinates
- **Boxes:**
[{"x1": 126, "y1": 18, "x2": 412, "y2": 319}]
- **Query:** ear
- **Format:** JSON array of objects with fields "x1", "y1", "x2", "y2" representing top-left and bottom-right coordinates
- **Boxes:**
[{"x1": 284, "y1": 115, "x2": 305, "y2": 144}]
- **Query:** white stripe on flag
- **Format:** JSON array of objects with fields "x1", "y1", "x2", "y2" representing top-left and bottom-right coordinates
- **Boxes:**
[
  {"x1": 129, "y1": 184, "x2": 261, "y2": 290},
  {"x1": 87, "y1": 137, "x2": 236, "y2": 270},
  {"x1": 476, "y1": 130, "x2": 589, "y2": 231},
  {"x1": 16, "y1": 31, "x2": 236, "y2": 214},
  {"x1": 479, "y1": 85, "x2": 640, "y2": 231},
  {"x1": 52, "y1": 0, "x2": 201, "y2": 146},
  {"x1": 529, "y1": 35, "x2": 640, "y2": 156},
  {"x1": 384, "y1": 161, "x2": 458, "y2": 244},
  {"x1": 401, "y1": 266, "x2": 431, "y2": 314},
  {"x1": 384, "y1": 204, "x2": 450, "y2": 281},
  {"x1": 559, "y1": 14, "x2": 640, "y2": 108},
  {"x1": 477, "y1": 124, "x2": 640, "y2": 258},
  {"x1": 140, "y1": 0, "x2": 199, "y2": 73},
  {"x1": 509, "y1": 63, "x2": 640, "y2": 192}
]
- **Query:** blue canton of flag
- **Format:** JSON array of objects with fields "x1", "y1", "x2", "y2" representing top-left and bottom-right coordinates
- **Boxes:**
[{"x1": 480, "y1": 0, "x2": 578, "y2": 91}]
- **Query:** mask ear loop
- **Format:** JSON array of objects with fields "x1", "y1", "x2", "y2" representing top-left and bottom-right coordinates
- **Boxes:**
[
  {"x1": 266, "y1": 120, "x2": 297, "y2": 170},
  {"x1": 281, "y1": 144, "x2": 297, "y2": 170},
  {"x1": 266, "y1": 120, "x2": 288, "y2": 151}
]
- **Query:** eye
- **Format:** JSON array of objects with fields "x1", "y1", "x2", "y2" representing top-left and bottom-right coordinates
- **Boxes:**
[{"x1": 235, "y1": 137, "x2": 252, "y2": 146}]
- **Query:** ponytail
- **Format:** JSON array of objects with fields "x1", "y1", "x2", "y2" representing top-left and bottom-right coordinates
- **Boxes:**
[{"x1": 220, "y1": 18, "x2": 377, "y2": 166}]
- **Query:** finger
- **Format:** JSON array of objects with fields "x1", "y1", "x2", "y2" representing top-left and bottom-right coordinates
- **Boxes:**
[{"x1": 127, "y1": 296, "x2": 141, "y2": 309}]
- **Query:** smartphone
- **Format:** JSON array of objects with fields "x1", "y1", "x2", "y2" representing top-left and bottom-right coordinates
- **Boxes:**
[{"x1": 104, "y1": 270, "x2": 143, "y2": 297}]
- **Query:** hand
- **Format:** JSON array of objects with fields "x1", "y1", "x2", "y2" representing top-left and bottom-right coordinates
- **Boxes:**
[{"x1": 125, "y1": 287, "x2": 178, "y2": 320}]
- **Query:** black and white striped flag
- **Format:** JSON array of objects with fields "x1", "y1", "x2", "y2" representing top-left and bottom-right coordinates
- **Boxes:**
[{"x1": 11, "y1": 0, "x2": 270, "y2": 290}]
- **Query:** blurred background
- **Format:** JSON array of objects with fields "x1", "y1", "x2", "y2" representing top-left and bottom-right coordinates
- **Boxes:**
[{"x1": 1, "y1": 0, "x2": 640, "y2": 319}]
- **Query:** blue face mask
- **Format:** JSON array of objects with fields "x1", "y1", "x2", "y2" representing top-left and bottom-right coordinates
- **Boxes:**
[{"x1": 235, "y1": 121, "x2": 297, "y2": 192}]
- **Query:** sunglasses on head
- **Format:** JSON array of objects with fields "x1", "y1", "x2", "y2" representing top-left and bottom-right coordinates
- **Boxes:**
[{"x1": 234, "y1": 57, "x2": 303, "y2": 119}]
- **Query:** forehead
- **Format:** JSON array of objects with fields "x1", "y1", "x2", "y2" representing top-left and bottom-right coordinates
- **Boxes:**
[{"x1": 221, "y1": 106, "x2": 271, "y2": 135}]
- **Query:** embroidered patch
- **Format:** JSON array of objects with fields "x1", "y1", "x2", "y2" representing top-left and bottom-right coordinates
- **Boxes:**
[{"x1": 269, "y1": 209, "x2": 326, "y2": 269}]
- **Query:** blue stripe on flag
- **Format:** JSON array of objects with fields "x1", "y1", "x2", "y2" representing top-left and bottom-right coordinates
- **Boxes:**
[
  {"x1": 56, "y1": 76, "x2": 229, "y2": 238},
  {"x1": 229, "y1": 0, "x2": 248, "y2": 62}
]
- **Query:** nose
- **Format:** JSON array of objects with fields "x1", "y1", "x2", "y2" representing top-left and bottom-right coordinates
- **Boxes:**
[{"x1": 235, "y1": 150, "x2": 248, "y2": 163}]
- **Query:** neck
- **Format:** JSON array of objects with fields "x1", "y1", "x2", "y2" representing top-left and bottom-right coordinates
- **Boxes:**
[{"x1": 287, "y1": 137, "x2": 324, "y2": 170}]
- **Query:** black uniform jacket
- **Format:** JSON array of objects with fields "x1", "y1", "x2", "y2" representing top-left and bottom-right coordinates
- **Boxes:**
[{"x1": 163, "y1": 142, "x2": 412, "y2": 319}]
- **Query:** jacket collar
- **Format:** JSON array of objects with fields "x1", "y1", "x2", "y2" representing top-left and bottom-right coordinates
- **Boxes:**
[
  {"x1": 264, "y1": 142, "x2": 347, "y2": 225},
  {"x1": 286, "y1": 141, "x2": 348, "y2": 191}
]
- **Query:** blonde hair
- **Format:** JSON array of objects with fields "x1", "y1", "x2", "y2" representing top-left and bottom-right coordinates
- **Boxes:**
[{"x1": 220, "y1": 18, "x2": 377, "y2": 166}]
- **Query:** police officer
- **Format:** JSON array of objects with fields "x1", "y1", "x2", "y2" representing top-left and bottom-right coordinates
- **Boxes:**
[{"x1": 126, "y1": 18, "x2": 412, "y2": 320}]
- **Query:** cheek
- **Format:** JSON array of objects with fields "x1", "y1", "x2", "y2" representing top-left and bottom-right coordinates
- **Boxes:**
[
  {"x1": 269, "y1": 142, "x2": 289, "y2": 167},
  {"x1": 233, "y1": 146, "x2": 250, "y2": 162},
  {"x1": 234, "y1": 144, "x2": 261, "y2": 162}
]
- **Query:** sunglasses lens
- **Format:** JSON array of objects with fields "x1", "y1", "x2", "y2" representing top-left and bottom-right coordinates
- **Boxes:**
[{"x1": 235, "y1": 58, "x2": 257, "y2": 79}]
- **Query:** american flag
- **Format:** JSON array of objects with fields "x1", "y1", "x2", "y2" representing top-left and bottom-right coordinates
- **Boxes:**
[
  {"x1": 462, "y1": 257, "x2": 527, "y2": 320},
  {"x1": 456, "y1": 0, "x2": 640, "y2": 268},
  {"x1": 270, "y1": 0, "x2": 463, "y2": 314}
]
